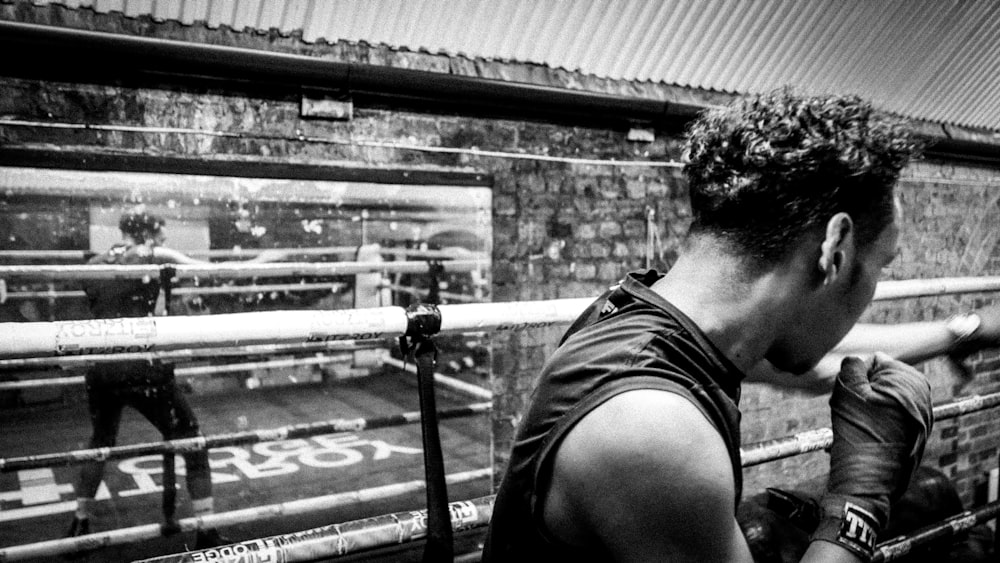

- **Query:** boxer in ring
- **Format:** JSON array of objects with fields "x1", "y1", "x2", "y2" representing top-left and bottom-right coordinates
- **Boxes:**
[
  {"x1": 484, "y1": 90, "x2": 934, "y2": 562},
  {"x1": 68, "y1": 208, "x2": 284, "y2": 549}
]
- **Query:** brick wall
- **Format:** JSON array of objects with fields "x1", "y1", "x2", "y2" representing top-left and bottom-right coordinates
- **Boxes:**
[{"x1": 2, "y1": 3, "x2": 1000, "y2": 510}]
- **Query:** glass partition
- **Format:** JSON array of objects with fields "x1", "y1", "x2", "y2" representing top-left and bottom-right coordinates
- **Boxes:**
[{"x1": 0, "y1": 165, "x2": 492, "y2": 383}]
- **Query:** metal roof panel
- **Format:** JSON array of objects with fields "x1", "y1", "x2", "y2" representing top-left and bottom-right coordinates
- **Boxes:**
[{"x1": 21, "y1": 0, "x2": 1000, "y2": 131}]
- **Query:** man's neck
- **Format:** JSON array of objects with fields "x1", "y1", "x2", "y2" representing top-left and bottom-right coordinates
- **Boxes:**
[{"x1": 649, "y1": 239, "x2": 805, "y2": 373}]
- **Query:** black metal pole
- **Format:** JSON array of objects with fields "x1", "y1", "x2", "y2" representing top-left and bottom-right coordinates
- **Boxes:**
[
  {"x1": 402, "y1": 303, "x2": 452, "y2": 562},
  {"x1": 995, "y1": 450, "x2": 999, "y2": 554},
  {"x1": 414, "y1": 340, "x2": 453, "y2": 562},
  {"x1": 158, "y1": 265, "x2": 176, "y2": 317},
  {"x1": 161, "y1": 453, "x2": 179, "y2": 534}
]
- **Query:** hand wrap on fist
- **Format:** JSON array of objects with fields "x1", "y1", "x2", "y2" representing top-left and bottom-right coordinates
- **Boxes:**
[{"x1": 811, "y1": 352, "x2": 933, "y2": 562}]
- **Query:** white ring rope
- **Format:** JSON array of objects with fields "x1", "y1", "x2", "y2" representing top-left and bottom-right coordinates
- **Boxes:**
[
  {"x1": 0, "y1": 354, "x2": 353, "y2": 390},
  {"x1": 379, "y1": 282, "x2": 484, "y2": 303},
  {"x1": 740, "y1": 391, "x2": 1000, "y2": 466},
  {"x1": 1, "y1": 280, "x2": 483, "y2": 301},
  {"x1": 137, "y1": 495, "x2": 498, "y2": 563},
  {"x1": 0, "y1": 299, "x2": 594, "y2": 359},
  {"x1": 0, "y1": 259, "x2": 486, "y2": 281},
  {"x1": 0, "y1": 469, "x2": 492, "y2": 562},
  {"x1": 0, "y1": 307, "x2": 409, "y2": 358},
  {"x1": 383, "y1": 356, "x2": 493, "y2": 401},
  {"x1": 2, "y1": 276, "x2": 1000, "y2": 361},
  {"x1": 1, "y1": 282, "x2": 348, "y2": 300},
  {"x1": 0, "y1": 352, "x2": 494, "y2": 400},
  {"x1": 0, "y1": 247, "x2": 486, "y2": 261},
  {"x1": 0, "y1": 402, "x2": 493, "y2": 471},
  {"x1": 0, "y1": 375, "x2": 85, "y2": 389},
  {"x1": 873, "y1": 276, "x2": 1000, "y2": 300},
  {"x1": 0, "y1": 339, "x2": 380, "y2": 369}
]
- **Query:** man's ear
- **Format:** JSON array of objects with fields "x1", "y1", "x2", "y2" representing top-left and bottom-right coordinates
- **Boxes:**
[{"x1": 817, "y1": 212, "x2": 854, "y2": 285}]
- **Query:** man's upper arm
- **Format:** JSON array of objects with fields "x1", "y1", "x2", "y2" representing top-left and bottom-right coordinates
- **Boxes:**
[
  {"x1": 745, "y1": 356, "x2": 844, "y2": 395},
  {"x1": 543, "y1": 389, "x2": 754, "y2": 562},
  {"x1": 153, "y1": 247, "x2": 204, "y2": 265},
  {"x1": 747, "y1": 320, "x2": 959, "y2": 395}
]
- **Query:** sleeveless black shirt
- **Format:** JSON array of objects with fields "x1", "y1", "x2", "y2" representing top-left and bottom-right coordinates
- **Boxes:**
[
  {"x1": 83, "y1": 244, "x2": 160, "y2": 319},
  {"x1": 482, "y1": 269, "x2": 745, "y2": 561},
  {"x1": 82, "y1": 244, "x2": 170, "y2": 386}
]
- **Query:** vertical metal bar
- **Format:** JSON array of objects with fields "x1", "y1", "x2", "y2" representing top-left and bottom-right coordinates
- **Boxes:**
[
  {"x1": 159, "y1": 265, "x2": 178, "y2": 531},
  {"x1": 426, "y1": 262, "x2": 442, "y2": 305},
  {"x1": 414, "y1": 340, "x2": 453, "y2": 562},
  {"x1": 161, "y1": 452, "x2": 178, "y2": 532},
  {"x1": 46, "y1": 282, "x2": 56, "y2": 321},
  {"x1": 158, "y1": 265, "x2": 176, "y2": 316},
  {"x1": 994, "y1": 450, "x2": 1000, "y2": 550},
  {"x1": 403, "y1": 302, "x2": 452, "y2": 562}
]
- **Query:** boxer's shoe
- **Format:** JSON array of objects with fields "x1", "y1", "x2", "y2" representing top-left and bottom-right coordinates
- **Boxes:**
[
  {"x1": 65, "y1": 516, "x2": 90, "y2": 538},
  {"x1": 62, "y1": 517, "x2": 92, "y2": 559}
]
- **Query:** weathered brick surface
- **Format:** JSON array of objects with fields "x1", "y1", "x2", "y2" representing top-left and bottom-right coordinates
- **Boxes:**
[{"x1": 2, "y1": 3, "x2": 999, "y2": 508}]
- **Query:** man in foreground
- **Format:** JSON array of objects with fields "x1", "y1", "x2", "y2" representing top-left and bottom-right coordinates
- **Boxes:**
[{"x1": 483, "y1": 90, "x2": 932, "y2": 562}]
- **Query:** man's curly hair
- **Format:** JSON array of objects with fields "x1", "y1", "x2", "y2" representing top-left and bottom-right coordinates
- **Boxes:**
[{"x1": 683, "y1": 88, "x2": 920, "y2": 267}]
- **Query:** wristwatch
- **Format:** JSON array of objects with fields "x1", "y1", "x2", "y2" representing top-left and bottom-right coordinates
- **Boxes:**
[{"x1": 946, "y1": 312, "x2": 982, "y2": 346}]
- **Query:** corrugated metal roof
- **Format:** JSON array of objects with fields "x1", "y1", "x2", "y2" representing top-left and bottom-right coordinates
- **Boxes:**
[{"x1": 25, "y1": 0, "x2": 1000, "y2": 131}]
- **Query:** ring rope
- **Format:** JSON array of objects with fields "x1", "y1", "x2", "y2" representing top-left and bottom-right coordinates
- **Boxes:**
[
  {"x1": 872, "y1": 276, "x2": 1000, "y2": 300},
  {"x1": 740, "y1": 391, "x2": 1000, "y2": 467},
  {"x1": 0, "y1": 247, "x2": 486, "y2": 261},
  {"x1": 0, "y1": 259, "x2": 486, "y2": 281},
  {"x1": 132, "y1": 500, "x2": 1000, "y2": 563},
  {"x1": 3, "y1": 277, "x2": 999, "y2": 361},
  {"x1": 0, "y1": 470, "x2": 492, "y2": 562},
  {"x1": 3, "y1": 392, "x2": 991, "y2": 473},
  {"x1": 0, "y1": 375, "x2": 84, "y2": 389},
  {"x1": 168, "y1": 282, "x2": 347, "y2": 296},
  {"x1": 0, "y1": 285, "x2": 374, "y2": 307},
  {"x1": 0, "y1": 339, "x2": 381, "y2": 369},
  {"x1": 2, "y1": 269, "x2": 995, "y2": 295},
  {"x1": 135, "y1": 495, "x2": 497, "y2": 563},
  {"x1": 0, "y1": 402, "x2": 491, "y2": 472},
  {"x1": 53, "y1": 495, "x2": 998, "y2": 563},
  {"x1": 0, "y1": 352, "x2": 356, "y2": 390},
  {"x1": 383, "y1": 356, "x2": 493, "y2": 401},
  {"x1": 0, "y1": 349, "x2": 491, "y2": 398},
  {"x1": 380, "y1": 282, "x2": 484, "y2": 303},
  {"x1": 0, "y1": 299, "x2": 596, "y2": 360},
  {"x1": 3, "y1": 282, "x2": 342, "y2": 300},
  {"x1": 874, "y1": 500, "x2": 1000, "y2": 562}
]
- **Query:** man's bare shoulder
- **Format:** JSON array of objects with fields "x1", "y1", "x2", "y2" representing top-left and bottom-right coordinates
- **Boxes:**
[
  {"x1": 543, "y1": 389, "x2": 745, "y2": 560},
  {"x1": 551, "y1": 389, "x2": 736, "y2": 499}
]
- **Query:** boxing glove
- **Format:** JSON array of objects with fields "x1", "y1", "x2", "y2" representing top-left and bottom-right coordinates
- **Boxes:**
[{"x1": 811, "y1": 352, "x2": 933, "y2": 562}]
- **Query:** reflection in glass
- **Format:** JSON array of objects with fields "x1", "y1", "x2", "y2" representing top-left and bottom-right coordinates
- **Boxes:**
[{"x1": 0, "y1": 166, "x2": 492, "y2": 385}]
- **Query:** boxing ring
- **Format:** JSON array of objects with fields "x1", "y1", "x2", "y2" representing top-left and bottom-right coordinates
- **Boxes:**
[{"x1": 1, "y1": 263, "x2": 1000, "y2": 561}]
